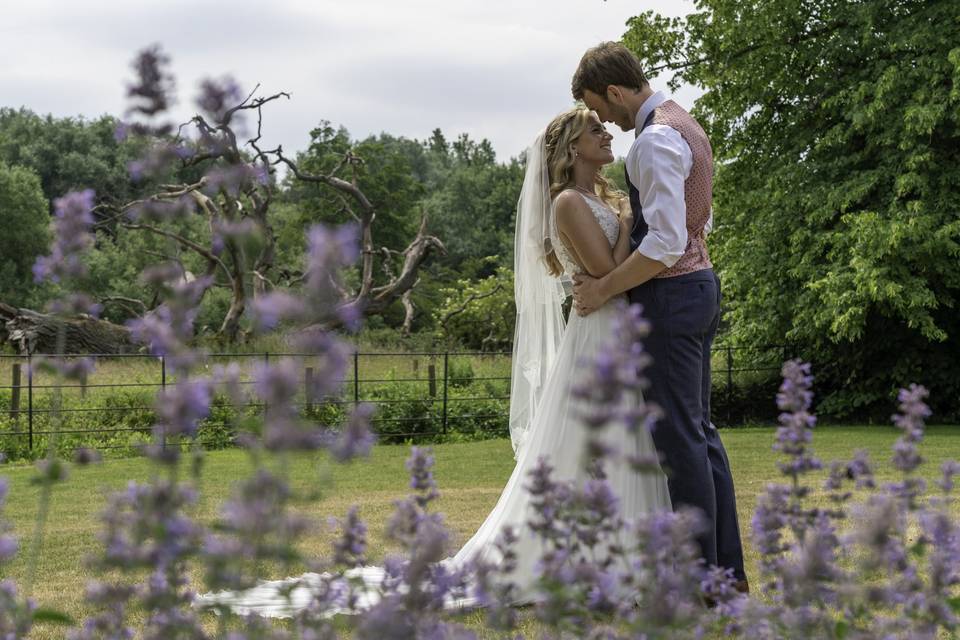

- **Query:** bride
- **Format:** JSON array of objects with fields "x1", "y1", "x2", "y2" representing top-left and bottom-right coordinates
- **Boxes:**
[{"x1": 197, "y1": 106, "x2": 670, "y2": 616}]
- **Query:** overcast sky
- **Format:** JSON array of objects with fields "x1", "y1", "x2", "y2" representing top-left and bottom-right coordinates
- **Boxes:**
[{"x1": 1, "y1": 0, "x2": 700, "y2": 161}]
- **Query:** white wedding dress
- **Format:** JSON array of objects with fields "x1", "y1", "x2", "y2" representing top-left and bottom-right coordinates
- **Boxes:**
[{"x1": 195, "y1": 190, "x2": 671, "y2": 618}]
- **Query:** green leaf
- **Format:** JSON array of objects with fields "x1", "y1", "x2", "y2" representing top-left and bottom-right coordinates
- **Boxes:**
[
  {"x1": 834, "y1": 620, "x2": 849, "y2": 639},
  {"x1": 617, "y1": 0, "x2": 960, "y2": 416},
  {"x1": 909, "y1": 540, "x2": 928, "y2": 559},
  {"x1": 32, "y1": 608, "x2": 74, "y2": 625},
  {"x1": 948, "y1": 597, "x2": 960, "y2": 614}
]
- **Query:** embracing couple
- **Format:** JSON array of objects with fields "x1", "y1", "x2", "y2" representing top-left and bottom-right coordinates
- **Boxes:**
[
  {"x1": 485, "y1": 40, "x2": 748, "y2": 596},
  {"x1": 201, "y1": 41, "x2": 746, "y2": 617}
]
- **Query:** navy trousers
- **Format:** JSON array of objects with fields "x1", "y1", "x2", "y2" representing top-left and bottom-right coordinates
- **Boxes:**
[{"x1": 628, "y1": 268, "x2": 746, "y2": 580}]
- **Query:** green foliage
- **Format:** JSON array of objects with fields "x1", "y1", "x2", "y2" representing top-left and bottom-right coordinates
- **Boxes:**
[
  {"x1": 421, "y1": 136, "x2": 523, "y2": 275},
  {"x1": 0, "y1": 371, "x2": 510, "y2": 460},
  {"x1": 280, "y1": 124, "x2": 524, "y2": 333},
  {"x1": 448, "y1": 358, "x2": 475, "y2": 388},
  {"x1": 0, "y1": 162, "x2": 49, "y2": 305},
  {"x1": 0, "y1": 105, "x2": 527, "y2": 337},
  {"x1": 0, "y1": 108, "x2": 155, "y2": 209},
  {"x1": 361, "y1": 375, "x2": 508, "y2": 445},
  {"x1": 364, "y1": 380, "x2": 437, "y2": 443},
  {"x1": 623, "y1": 0, "x2": 960, "y2": 418},
  {"x1": 283, "y1": 123, "x2": 426, "y2": 252},
  {"x1": 433, "y1": 266, "x2": 516, "y2": 350}
]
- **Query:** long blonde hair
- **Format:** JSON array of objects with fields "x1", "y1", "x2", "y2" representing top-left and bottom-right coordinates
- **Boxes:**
[{"x1": 542, "y1": 106, "x2": 624, "y2": 276}]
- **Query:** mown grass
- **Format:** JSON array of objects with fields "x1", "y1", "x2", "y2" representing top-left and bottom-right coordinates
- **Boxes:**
[{"x1": 1, "y1": 424, "x2": 958, "y2": 637}]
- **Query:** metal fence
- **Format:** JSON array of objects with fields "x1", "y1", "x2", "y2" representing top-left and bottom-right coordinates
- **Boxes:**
[{"x1": 0, "y1": 344, "x2": 788, "y2": 454}]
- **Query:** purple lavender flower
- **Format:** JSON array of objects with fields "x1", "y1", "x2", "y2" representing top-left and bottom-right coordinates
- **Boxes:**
[
  {"x1": 201, "y1": 163, "x2": 269, "y2": 197},
  {"x1": 201, "y1": 470, "x2": 309, "y2": 595},
  {"x1": 73, "y1": 447, "x2": 103, "y2": 466},
  {"x1": 139, "y1": 261, "x2": 188, "y2": 288},
  {"x1": 468, "y1": 526, "x2": 519, "y2": 630},
  {"x1": 155, "y1": 379, "x2": 213, "y2": 439},
  {"x1": 700, "y1": 566, "x2": 745, "y2": 616},
  {"x1": 304, "y1": 223, "x2": 360, "y2": 308},
  {"x1": 773, "y1": 360, "x2": 822, "y2": 478},
  {"x1": 97, "y1": 480, "x2": 201, "y2": 570},
  {"x1": 253, "y1": 358, "x2": 299, "y2": 409},
  {"x1": 849, "y1": 493, "x2": 906, "y2": 572},
  {"x1": 196, "y1": 75, "x2": 244, "y2": 125},
  {"x1": 524, "y1": 456, "x2": 569, "y2": 541},
  {"x1": 124, "y1": 45, "x2": 175, "y2": 136},
  {"x1": 630, "y1": 508, "x2": 706, "y2": 629},
  {"x1": 250, "y1": 291, "x2": 307, "y2": 332},
  {"x1": 572, "y1": 302, "x2": 655, "y2": 437},
  {"x1": 69, "y1": 582, "x2": 136, "y2": 640},
  {"x1": 0, "y1": 535, "x2": 17, "y2": 562},
  {"x1": 337, "y1": 301, "x2": 365, "y2": 334},
  {"x1": 33, "y1": 189, "x2": 96, "y2": 283},
  {"x1": 890, "y1": 384, "x2": 930, "y2": 475},
  {"x1": 32, "y1": 355, "x2": 97, "y2": 383},
  {"x1": 212, "y1": 362, "x2": 245, "y2": 408},
  {"x1": 126, "y1": 276, "x2": 210, "y2": 375},
  {"x1": 251, "y1": 358, "x2": 329, "y2": 451},
  {"x1": 48, "y1": 293, "x2": 103, "y2": 318},
  {"x1": 114, "y1": 121, "x2": 130, "y2": 142},
  {"x1": 329, "y1": 404, "x2": 376, "y2": 463},
  {"x1": 406, "y1": 446, "x2": 438, "y2": 504},
  {"x1": 0, "y1": 479, "x2": 16, "y2": 563},
  {"x1": 332, "y1": 506, "x2": 367, "y2": 568},
  {"x1": 573, "y1": 479, "x2": 621, "y2": 547},
  {"x1": 295, "y1": 333, "x2": 352, "y2": 397},
  {"x1": 847, "y1": 449, "x2": 876, "y2": 490},
  {"x1": 0, "y1": 579, "x2": 35, "y2": 638},
  {"x1": 386, "y1": 497, "x2": 424, "y2": 547},
  {"x1": 126, "y1": 193, "x2": 196, "y2": 221},
  {"x1": 938, "y1": 460, "x2": 960, "y2": 493},
  {"x1": 752, "y1": 483, "x2": 791, "y2": 560}
]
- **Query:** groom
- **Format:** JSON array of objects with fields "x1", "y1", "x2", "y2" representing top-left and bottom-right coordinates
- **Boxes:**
[{"x1": 570, "y1": 42, "x2": 747, "y2": 589}]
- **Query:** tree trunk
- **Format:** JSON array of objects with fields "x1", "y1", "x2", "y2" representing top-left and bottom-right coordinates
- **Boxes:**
[
  {"x1": 218, "y1": 241, "x2": 247, "y2": 342},
  {"x1": 0, "y1": 303, "x2": 134, "y2": 354}
]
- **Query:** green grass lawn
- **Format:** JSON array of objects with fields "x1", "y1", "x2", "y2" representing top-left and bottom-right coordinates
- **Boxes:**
[{"x1": 2, "y1": 424, "x2": 958, "y2": 638}]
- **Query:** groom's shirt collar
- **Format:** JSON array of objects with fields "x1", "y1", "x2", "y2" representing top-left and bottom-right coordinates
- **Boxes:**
[{"x1": 635, "y1": 91, "x2": 666, "y2": 137}]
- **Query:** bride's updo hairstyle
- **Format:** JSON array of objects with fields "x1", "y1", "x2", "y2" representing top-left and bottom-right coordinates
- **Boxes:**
[{"x1": 542, "y1": 106, "x2": 624, "y2": 276}]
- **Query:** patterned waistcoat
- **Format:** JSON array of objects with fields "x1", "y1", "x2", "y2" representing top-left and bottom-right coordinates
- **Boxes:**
[{"x1": 626, "y1": 100, "x2": 713, "y2": 278}]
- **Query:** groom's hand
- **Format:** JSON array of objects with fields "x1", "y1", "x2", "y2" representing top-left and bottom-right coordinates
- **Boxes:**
[{"x1": 572, "y1": 274, "x2": 605, "y2": 316}]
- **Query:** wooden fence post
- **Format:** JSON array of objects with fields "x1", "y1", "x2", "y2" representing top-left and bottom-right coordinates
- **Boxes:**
[
  {"x1": 9, "y1": 364, "x2": 21, "y2": 427},
  {"x1": 305, "y1": 366, "x2": 315, "y2": 413}
]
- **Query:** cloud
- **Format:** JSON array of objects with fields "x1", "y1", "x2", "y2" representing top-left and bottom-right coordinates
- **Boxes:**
[{"x1": 0, "y1": 0, "x2": 701, "y2": 161}]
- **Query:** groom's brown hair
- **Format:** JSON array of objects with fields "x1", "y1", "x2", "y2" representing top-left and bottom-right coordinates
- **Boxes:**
[{"x1": 572, "y1": 42, "x2": 649, "y2": 100}]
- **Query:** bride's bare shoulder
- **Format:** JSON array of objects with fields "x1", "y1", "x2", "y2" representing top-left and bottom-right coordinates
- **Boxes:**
[{"x1": 553, "y1": 190, "x2": 592, "y2": 229}]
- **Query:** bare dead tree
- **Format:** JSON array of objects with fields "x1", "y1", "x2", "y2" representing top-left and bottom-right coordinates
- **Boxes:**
[
  {"x1": 273, "y1": 151, "x2": 446, "y2": 332},
  {"x1": 97, "y1": 87, "x2": 444, "y2": 341}
]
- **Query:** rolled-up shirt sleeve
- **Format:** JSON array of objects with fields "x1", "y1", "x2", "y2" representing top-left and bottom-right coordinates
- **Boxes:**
[{"x1": 627, "y1": 126, "x2": 692, "y2": 267}]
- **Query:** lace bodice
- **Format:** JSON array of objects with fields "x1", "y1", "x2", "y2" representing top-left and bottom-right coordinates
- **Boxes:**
[{"x1": 552, "y1": 191, "x2": 621, "y2": 276}]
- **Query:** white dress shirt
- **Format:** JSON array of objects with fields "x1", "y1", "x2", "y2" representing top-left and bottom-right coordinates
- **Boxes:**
[{"x1": 627, "y1": 92, "x2": 713, "y2": 267}]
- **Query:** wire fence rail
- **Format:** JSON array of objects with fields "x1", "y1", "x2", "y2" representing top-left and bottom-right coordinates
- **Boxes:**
[{"x1": 0, "y1": 345, "x2": 789, "y2": 454}]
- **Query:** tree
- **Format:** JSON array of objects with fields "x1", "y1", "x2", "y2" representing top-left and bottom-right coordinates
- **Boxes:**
[
  {"x1": 277, "y1": 130, "x2": 445, "y2": 333},
  {"x1": 433, "y1": 266, "x2": 515, "y2": 350},
  {"x1": 282, "y1": 125, "x2": 431, "y2": 261},
  {"x1": 0, "y1": 108, "x2": 156, "y2": 213},
  {"x1": 421, "y1": 135, "x2": 524, "y2": 276},
  {"x1": 623, "y1": 0, "x2": 960, "y2": 417},
  {"x1": 0, "y1": 162, "x2": 49, "y2": 306}
]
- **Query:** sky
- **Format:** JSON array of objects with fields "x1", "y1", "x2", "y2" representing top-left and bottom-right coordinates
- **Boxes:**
[{"x1": 1, "y1": 0, "x2": 700, "y2": 162}]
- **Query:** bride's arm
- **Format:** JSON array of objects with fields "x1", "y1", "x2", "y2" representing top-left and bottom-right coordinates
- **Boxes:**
[
  {"x1": 553, "y1": 191, "x2": 618, "y2": 278},
  {"x1": 612, "y1": 197, "x2": 633, "y2": 265}
]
